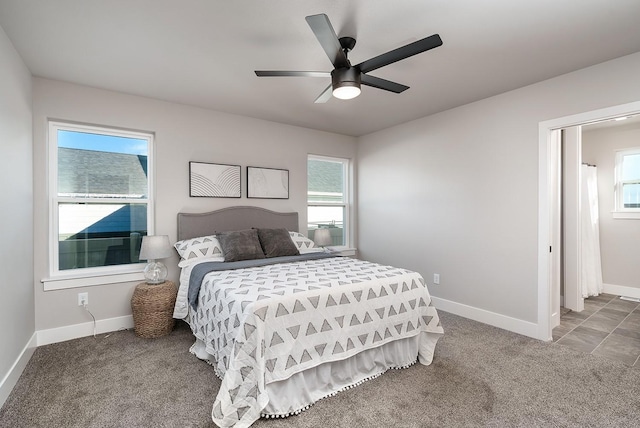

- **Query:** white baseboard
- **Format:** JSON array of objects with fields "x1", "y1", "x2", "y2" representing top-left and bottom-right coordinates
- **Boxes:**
[
  {"x1": 0, "y1": 333, "x2": 37, "y2": 409},
  {"x1": 603, "y1": 283, "x2": 640, "y2": 300},
  {"x1": 431, "y1": 296, "x2": 540, "y2": 340},
  {"x1": 37, "y1": 315, "x2": 134, "y2": 346}
]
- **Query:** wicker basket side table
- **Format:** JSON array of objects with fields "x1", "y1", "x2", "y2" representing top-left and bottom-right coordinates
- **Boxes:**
[{"x1": 131, "y1": 280, "x2": 177, "y2": 338}]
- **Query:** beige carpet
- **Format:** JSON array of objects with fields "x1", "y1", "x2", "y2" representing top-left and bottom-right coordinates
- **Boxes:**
[{"x1": 1, "y1": 312, "x2": 639, "y2": 427}]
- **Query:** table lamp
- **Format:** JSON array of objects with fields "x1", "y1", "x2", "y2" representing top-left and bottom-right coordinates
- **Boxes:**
[
  {"x1": 139, "y1": 235, "x2": 173, "y2": 284},
  {"x1": 313, "y1": 228, "x2": 332, "y2": 248}
]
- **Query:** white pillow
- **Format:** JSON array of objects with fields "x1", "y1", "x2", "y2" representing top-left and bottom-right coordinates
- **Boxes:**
[
  {"x1": 289, "y1": 231, "x2": 325, "y2": 254},
  {"x1": 174, "y1": 235, "x2": 225, "y2": 267}
]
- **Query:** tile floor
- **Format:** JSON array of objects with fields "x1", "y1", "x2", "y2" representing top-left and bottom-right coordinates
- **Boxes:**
[{"x1": 552, "y1": 293, "x2": 640, "y2": 367}]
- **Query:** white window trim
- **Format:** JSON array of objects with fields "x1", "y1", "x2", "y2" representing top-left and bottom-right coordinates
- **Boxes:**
[
  {"x1": 307, "y1": 154, "x2": 353, "y2": 250},
  {"x1": 613, "y1": 147, "x2": 640, "y2": 219},
  {"x1": 44, "y1": 121, "x2": 155, "y2": 290}
]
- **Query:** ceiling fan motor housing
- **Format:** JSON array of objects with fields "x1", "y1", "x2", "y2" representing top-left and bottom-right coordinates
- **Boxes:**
[{"x1": 331, "y1": 67, "x2": 361, "y2": 91}]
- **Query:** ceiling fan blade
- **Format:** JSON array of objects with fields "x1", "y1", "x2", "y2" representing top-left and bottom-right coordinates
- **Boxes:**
[
  {"x1": 361, "y1": 74, "x2": 409, "y2": 93},
  {"x1": 305, "y1": 14, "x2": 349, "y2": 68},
  {"x1": 357, "y1": 34, "x2": 443, "y2": 74},
  {"x1": 314, "y1": 85, "x2": 333, "y2": 103},
  {"x1": 255, "y1": 71, "x2": 331, "y2": 78}
]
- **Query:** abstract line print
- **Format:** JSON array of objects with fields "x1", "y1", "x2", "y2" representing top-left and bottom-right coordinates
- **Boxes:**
[{"x1": 190, "y1": 162, "x2": 241, "y2": 198}]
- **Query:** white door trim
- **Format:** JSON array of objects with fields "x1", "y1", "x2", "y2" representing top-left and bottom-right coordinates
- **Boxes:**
[
  {"x1": 537, "y1": 101, "x2": 640, "y2": 341},
  {"x1": 562, "y1": 126, "x2": 584, "y2": 313},
  {"x1": 549, "y1": 129, "x2": 561, "y2": 329}
]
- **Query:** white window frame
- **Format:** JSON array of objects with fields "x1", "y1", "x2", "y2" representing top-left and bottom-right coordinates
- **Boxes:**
[
  {"x1": 44, "y1": 121, "x2": 155, "y2": 290},
  {"x1": 307, "y1": 154, "x2": 353, "y2": 251},
  {"x1": 613, "y1": 147, "x2": 640, "y2": 219}
]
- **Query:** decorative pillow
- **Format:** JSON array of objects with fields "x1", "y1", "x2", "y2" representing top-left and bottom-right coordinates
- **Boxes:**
[
  {"x1": 217, "y1": 229, "x2": 266, "y2": 262},
  {"x1": 174, "y1": 235, "x2": 224, "y2": 267},
  {"x1": 289, "y1": 231, "x2": 325, "y2": 254},
  {"x1": 257, "y1": 228, "x2": 300, "y2": 258}
]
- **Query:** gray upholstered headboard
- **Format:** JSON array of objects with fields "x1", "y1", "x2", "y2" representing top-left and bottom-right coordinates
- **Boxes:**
[{"x1": 177, "y1": 206, "x2": 299, "y2": 241}]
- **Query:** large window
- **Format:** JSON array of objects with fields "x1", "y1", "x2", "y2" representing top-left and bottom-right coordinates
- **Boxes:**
[
  {"x1": 48, "y1": 121, "x2": 154, "y2": 280},
  {"x1": 615, "y1": 148, "x2": 640, "y2": 215},
  {"x1": 307, "y1": 155, "x2": 350, "y2": 248}
]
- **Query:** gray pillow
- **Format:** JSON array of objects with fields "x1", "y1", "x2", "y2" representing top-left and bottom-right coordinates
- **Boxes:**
[
  {"x1": 257, "y1": 228, "x2": 300, "y2": 258},
  {"x1": 217, "y1": 229, "x2": 266, "y2": 262}
]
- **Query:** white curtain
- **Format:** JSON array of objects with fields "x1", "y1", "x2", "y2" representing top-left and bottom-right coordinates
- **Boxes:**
[{"x1": 580, "y1": 164, "x2": 603, "y2": 297}]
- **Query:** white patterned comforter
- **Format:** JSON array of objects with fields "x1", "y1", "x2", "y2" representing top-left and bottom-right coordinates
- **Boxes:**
[{"x1": 187, "y1": 256, "x2": 444, "y2": 428}]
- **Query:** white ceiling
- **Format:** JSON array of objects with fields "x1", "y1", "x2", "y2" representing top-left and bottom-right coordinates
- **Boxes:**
[{"x1": 1, "y1": 0, "x2": 640, "y2": 137}]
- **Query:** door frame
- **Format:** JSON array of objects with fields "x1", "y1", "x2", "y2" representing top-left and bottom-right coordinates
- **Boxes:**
[
  {"x1": 548, "y1": 129, "x2": 561, "y2": 330},
  {"x1": 537, "y1": 100, "x2": 640, "y2": 341}
]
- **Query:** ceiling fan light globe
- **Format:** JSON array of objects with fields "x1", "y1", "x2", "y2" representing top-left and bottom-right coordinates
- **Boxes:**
[{"x1": 333, "y1": 84, "x2": 361, "y2": 100}]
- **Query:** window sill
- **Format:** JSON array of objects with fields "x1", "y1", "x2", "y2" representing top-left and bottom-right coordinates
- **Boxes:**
[
  {"x1": 612, "y1": 211, "x2": 640, "y2": 219},
  {"x1": 328, "y1": 247, "x2": 357, "y2": 257},
  {"x1": 42, "y1": 270, "x2": 145, "y2": 291}
]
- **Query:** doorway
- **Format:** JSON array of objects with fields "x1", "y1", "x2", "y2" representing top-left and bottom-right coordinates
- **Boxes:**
[{"x1": 537, "y1": 100, "x2": 640, "y2": 341}]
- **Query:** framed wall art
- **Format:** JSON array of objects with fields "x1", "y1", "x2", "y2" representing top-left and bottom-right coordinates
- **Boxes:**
[
  {"x1": 189, "y1": 161, "x2": 241, "y2": 198},
  {"x1": 247, "y1": 166, "x2": 289, "y2": 199}
]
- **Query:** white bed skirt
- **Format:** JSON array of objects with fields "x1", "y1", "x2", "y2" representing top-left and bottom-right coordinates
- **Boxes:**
[{"x1": 191, "y1": 331, "x2": 441, "y2": 418}]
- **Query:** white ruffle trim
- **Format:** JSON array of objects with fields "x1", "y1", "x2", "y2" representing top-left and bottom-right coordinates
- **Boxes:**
[
  {"x1": 191, "y1": 340, "x2": 419, "y2": 420},
  {"x1": 259, "y1": 359, "x2": 418, "y2": 419},
  {"x1": 189, "y1": 342, "x2": 226, "y2": 380}
]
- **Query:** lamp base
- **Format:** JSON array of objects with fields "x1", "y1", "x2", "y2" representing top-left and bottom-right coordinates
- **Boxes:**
[{"x1": 143, "y1": 261, "x2": 168, "y2": 285}]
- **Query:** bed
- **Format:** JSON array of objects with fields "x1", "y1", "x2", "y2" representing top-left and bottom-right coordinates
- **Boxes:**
[{"x1": 172, "y1": 206, "x2": 444, "y2": 428}]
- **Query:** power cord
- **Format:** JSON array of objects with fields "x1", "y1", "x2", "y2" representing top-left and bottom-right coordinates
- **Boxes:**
[
  {"x1": 83, "y1": 304, "x2": 131, "y2": 339},
  {"x1": 83, "y1": 303, "x2": 97, "y2": 338}
]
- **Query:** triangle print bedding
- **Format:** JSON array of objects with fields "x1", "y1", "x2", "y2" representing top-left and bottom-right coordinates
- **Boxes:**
[{"x1": 187, "y1": 256, "x2": 443, "y2": 427}]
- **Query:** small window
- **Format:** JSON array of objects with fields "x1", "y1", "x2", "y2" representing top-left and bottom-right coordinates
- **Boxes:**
[
  {"x1": 307, "y1": 155, "x2": 350, "y2": 247},
  {"x1": 614, "y1": 148, "x2": 640, "y2": 217},
  {"x1": 49, "y1": 121, "x2": 154, "y2": 278}
]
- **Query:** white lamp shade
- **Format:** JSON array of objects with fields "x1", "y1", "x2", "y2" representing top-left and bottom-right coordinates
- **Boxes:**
[
  {"x1": 313, "y1": 228, "x2": 332, "y2": 247},
  {"x1": 139, "y1": 235, "x2": 173, "y2": 261}
]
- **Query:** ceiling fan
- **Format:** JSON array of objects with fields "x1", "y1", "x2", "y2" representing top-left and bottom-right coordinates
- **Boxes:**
[{"x1": 255, "y1": 13, "x2": 443, "y2": 103}]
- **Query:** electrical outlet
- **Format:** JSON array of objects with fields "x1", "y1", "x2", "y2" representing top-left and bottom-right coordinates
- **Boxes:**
[
  {"x1": 78, "y1": 292, "x2": 88, "y2": 306},
  {"x1": 433, "y1": 273, "x2": 440, "y2": 285}
]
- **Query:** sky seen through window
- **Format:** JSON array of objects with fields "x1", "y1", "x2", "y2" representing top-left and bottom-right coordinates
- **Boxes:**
[{"x1": 58, "y1": 130, "x2": 147, "y2": 156}]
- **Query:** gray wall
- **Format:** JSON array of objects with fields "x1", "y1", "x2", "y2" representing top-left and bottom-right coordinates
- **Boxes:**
[
  {"x1": 32, "y1": 78, "x2": 357, "y2": 331},
  {"x1": 582, "y1": 120, "x2": 640, "y2": 291},
  {"x1": 357, "y1": 52, "x2": 640, "y2": 326},
  {"x1": 0, "y1": 26, "x2": 34, "y2": 401}
]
